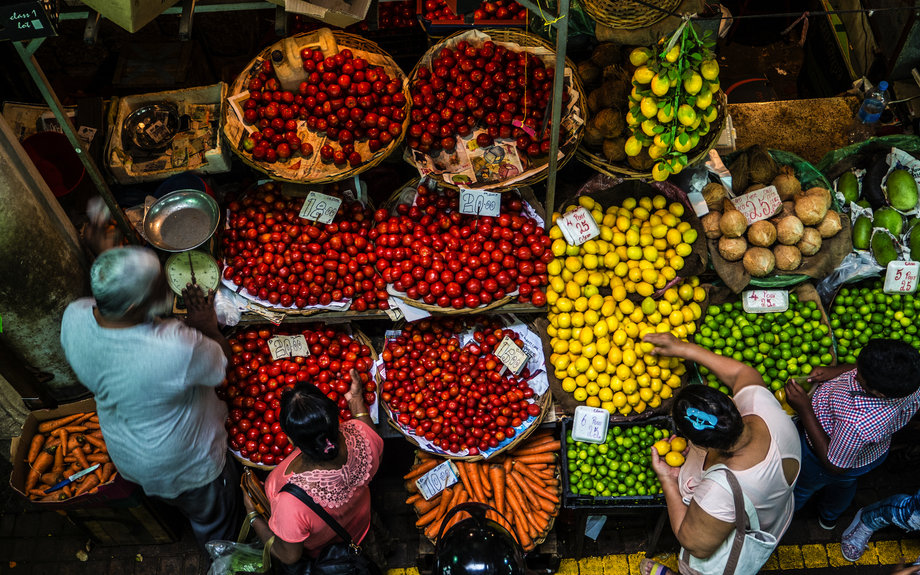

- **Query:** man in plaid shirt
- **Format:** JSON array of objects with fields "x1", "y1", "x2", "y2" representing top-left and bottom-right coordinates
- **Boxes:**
[{"x1": 786, "y1": 338, "x2": 920, "y2": 530}]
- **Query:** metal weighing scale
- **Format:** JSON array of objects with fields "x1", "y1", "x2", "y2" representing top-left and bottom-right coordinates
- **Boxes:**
[{"x1": 165, "y1": 250, "x2": 221, "y2": 311}]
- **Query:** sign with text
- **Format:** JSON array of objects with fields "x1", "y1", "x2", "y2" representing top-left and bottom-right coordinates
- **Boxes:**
[
  {"x1": 494, "y1": 336, "x2": 528, "y2": 376},
  {"x1": 557, "y1": 206, "x2": 600, "y2": 246},
  {"x1": 459, "y1": 188, "x2": 501, "y2": 217},
  {"x1": 730, "y1": 186, "x2": 782, "y2": 226},
  {"x1": 884, "y1": 261, "x2": 919, "y2": 294},
  {"x1": 415, "y1": 461, "x2": 460, "y2": 500},
  {"x1": 268, "y1": 335, "x2": 310, "y2": 361},
  {"x1": 742, "y1": 290, "x2": 789, "y2": 313},
  {"x1": 299, "y1": 192, "x2": 343, "y2": 224},
  {"x1": 572, "y1": 406, "x2": 609, "y2": 444}
]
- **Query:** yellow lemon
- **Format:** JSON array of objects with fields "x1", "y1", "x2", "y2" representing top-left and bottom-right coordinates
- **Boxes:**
[
  {"x1": 578, "y1": 196, "x2": 596, "y2": 210},
  {"x1": 670, "y1": 437, "x2": 688, "y2": 452},
  {"x1": 561, "y1": 377, "x2": 577, "y2": 393},
  {"x1": 700, "y1": 59, "x2": 720, "y2": 80},
  {"x1": 683, "y1": 71, "x2": 703, "y2": 95},
  {"x1": 652, "y1": 439, "x2": 672, "y2": 456},
  {"x1": 670, "y1": 255, "x2": 685, "y2": 270},
  {"x1": 564, "y1": 281, "x2": 581, "y2": 299},
  {"x1": 665, "y1": 452, "x2": 686, "y2": 467},
  {"x1": 651, "y1": 162, "x2": 669, "y2": 182},
  {"x1": 682, "y1": 229, "x2": 698, "y2": 244},
  {"x1": 547, "y1": 258, "x2": 563, "y2": 276},
  {"x1": 640, "y1": 96, "x2": 659, "y2": 118},
  {"x1": 583, "y1": 253, "x2": 599, "y2": 270},
  {"x1": 626, "y1": 111, "x2": 641, "y2": 127},
  {"x1": 551, "y1": 238, "x2": 567, "y2": 257},
  {"x1": 565, "y1": 243, "x2": 581, "y2": 256},
  {"x1": 583, "y1": 239, "x2": 598, "y2": 255},
  {"x1": 677, "y1": 104, "x2": 697, "y2": 126},
  {"x1": 696, "y1": 89, "x2": 713, "y2": 109},
  {"x1": 676, "y1": 242, "x2": 692, "y2": 257},
  {"x1": 648, "y1": 144, "x2": 667, "y2": 160},
  {"x1": 641, "y1": 119, "x2": 659, "y2": 137},
  {"x1": 612, "y1": 391, "x2": 627, "y2": 408},
  {"x1": 573, "y1": 387, "x2": 588, "y2": 402},
  {"x1": 693, "y1": 286, "x2": 706, "y2": 302},
  {"x1": 624, "y1": 136, "x2": 643, "y2": 157},
  {"x1": 633, "y1": 65, "x2": 654, "y2": 84},
  {"x1": 703, "y1": 105, "x2": 718, "y2": 123},
  {"x1": 656, "y1": 105, "x2": 675, "y2": 124},
  {"x1": 603, "y1": 252, "x2": 620, "y2": 269},
  {"x1": 629, "y1": 47, "x2": 652, "y2": 66},
  {"x1": 651, "y1": 74, "x2": 670, "y2": 97},
  {"x1": 674, "y1": 132, "x2": 693, "y2": 153},
  {"x1": 565, "y1": 256, "x2": 582, "y2": 273}
]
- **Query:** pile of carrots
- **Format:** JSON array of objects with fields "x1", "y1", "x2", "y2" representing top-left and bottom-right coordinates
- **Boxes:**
[
  {"x1": 24, "y1": 412, "x2": 117, "y2": 502},
  {"x1": 405, "y1": 430, "x2": 562, "y2": 551}
]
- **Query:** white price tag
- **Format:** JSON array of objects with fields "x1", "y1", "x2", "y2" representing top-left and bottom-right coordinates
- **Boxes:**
[
  {"x1": 268, "y1": 335, "x2": 309, "y2": 361},
  {"x1": 299, "y1": 192, "x2": 343, "y2": 224},
  {"x1": 145, "y1": 120, "x2": 171, "y2": 144},
  {"x1": 884, "y1": 261, "x2": 919, "y2": 294},
  {"x1": 459, "y1": 189, "x2": 501, "y2": 217},
  {"x1": 494, "y1": 336, "x2": 528, "y2": 375},
  {"x1": 557, "y1": 207, "x2": 600, "y2": 246},
  {"x1": 287, "y1": 335, "x2": 309, "y2": 357},
  {"x1": 415, "y1": 461, "x2": 460, "y2": 500},
  {"x1": 730, "y1": 186, "x2": 782, "y2": 226},
  {"x1": 742, "y1": 290, "x2": 789, "y2": 313},
  {"x1": 572, "y1": 406, "x2": 609, "y2": 444}
]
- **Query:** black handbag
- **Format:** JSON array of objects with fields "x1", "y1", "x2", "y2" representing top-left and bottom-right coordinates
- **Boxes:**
[{"x1": 278, "y1": 483, "x2": 382, "y2": 575}]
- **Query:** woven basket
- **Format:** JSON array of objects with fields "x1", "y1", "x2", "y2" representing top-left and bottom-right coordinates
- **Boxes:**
[
  {"x1": 577, "y1": 90, "x2": 727, "y2": 180},
  {"x1": 223, "y1": 30, "x2": 410, "y2": 184},
  {"x1": 406, "y1": 28, "x2": 586, "y2": 191},
  {"x1": 583, "y1": 0, "x2": 682, "y2": 30}
]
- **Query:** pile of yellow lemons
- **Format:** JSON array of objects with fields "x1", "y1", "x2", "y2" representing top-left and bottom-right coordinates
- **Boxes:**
[
  {"x1": 653, "y1": 436, "x2": 688, "y2": 467},
  {"x1": 549, "y1": 195, "x2": 698, "y2": 298},
  {"x1": 546, "y1": 196, "x2": 706, "y2": 417}
]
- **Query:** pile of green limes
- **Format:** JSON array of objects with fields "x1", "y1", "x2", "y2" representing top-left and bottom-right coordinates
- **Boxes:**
[
  {"x1": 830, "y1": 281, "x2": 920, "y2": 363},
  {"x1": 694, "y1": 295, "x2": 835, "y2": 393},
  {"x1": 565, "y1": 424, "x2": 668, "y2": 497}
]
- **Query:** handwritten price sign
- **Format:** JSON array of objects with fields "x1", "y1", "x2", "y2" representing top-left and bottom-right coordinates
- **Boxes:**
[
  {"x1": 742, "y1": 290, "x2": 789, "y2": 313},
  {"x1": 299, "y1": 191, "x2": 342, "y2": 224},
  {"x1": 459, "y1": 189, "x2": 500, "y2": 217},
  {"x1": 268, "y1": 335, "x2": 310, "y2": 361},
  {"x1": 494, "y1": 336, "x2": 529, "y2": 375},
  {"x1": 730, "y1": 186, "x2": 782, "y2": 226},
  {"x1": 415, "y1": 461, "x2": 460, "y2": 500},
  {"x1": 884, "y1": 261, "x2": 919, "y2": 294},
  {"x1": 557, "y1": 206, "x2": 600, "y2": 246},
  {"x1": 572, "y1": 406, "x2": 609, "y2": 444}
]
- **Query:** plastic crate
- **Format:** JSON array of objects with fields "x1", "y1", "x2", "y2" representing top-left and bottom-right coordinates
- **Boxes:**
[
  {"x1": 560, "y1": 416, "x2": 674, "y2": 509},
  {"x1": 416, "y1": 0, "x2": 527, "y2": 37}
]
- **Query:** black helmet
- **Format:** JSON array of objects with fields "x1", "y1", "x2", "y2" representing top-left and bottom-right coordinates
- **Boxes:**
[{"x1": 431, "y1": 502, "x2": 527, "y2": 575}]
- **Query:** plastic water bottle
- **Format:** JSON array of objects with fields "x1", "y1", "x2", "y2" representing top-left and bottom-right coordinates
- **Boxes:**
[{"x1": 847, "y1": 81, "x2": 889, "y2": 143}]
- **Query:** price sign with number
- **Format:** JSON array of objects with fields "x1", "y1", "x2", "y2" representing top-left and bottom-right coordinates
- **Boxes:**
[
  {"x1": 572, "y1": 406, "x2": 609, "y2": 444},
  {"x1": 415, "y1": 461, "x2": 460, "y2": 500},
  {"x1": 494, "y1": 336, "x2": 529, "y2": 375},
  {"x1": 459, "y1": 189, "x2": 500, "y2": 217},
  {"x1": 299, "y1": 192, "x2": 343, "y2": 224},
  {"x1": 730, "y1": 186, "x2": 782, "y2": 226},
  {"x1": 287, "y1": 335, "x2": 309, "y2": 357},
  {"x1": 742, "y1": 290, "x2": 789, "y2": 313},
  {"x1": 884, "y1": 261, "x2": 919, "y2": 294},
  {"x1": 268, "y1": 335, "x2": 310, "y2": 361},
  {"x1": 557, "y1": 207, "x2": 600, "y2": 246}
]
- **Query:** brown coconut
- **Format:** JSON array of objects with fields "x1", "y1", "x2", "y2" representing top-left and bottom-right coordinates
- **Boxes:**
[
  {"x1": 779, "y1": 201, "x2": 795, "y2": 218},
  {"x1": 748, "y1": 144, "x2": 780, "y2": 184},
  {"x1": 597, "y1": 80, "x2": 629, "y2": 110},
  {"x1": 587, "y1": 90, "x2": 602, "y2": 114},
  {"x1": 776, "y1": 216, "x2": 805, "y2": 245},
  {"x1": 702, "y1": 183, "x2": 728, "y2": 212},
  {"x1": 805, "y1": 187, "x2": 833, "y2": 210},
  {"x1": 702, "y1": 211, "x2": 723, "y2": 239},
  {"x1": 594, "y1": 108, "x2": 624, "y2": 139},
  {"x1": 748, "y1": 220, "x2": 777, "y2": 247},
  {"x1": 577, "y1": 61, "x2": 601, "y2": 87},
  {"x1": 603, "y1": 137, "x2": 628, "y2": 163},
  {"x1": 817, "y1": 210, "x2": 842, "y2": 238},
  {"x1": 627, "y1": 148, "x2": 654, "y2": 171},
  {"x1": 719, "y1": 236, "x2": 748, "y2": 261},
  {"x1": 743, "y1": 247, "x2": 776, "y2": 277},
  {"x1": 719, "y1": 200, "x2": 748, "y2": 238},
  {"x1": 591, "y1": 43, "x2": 622, "y2": 69},
  {"x1": 774, "y1": 244, "x2": 803, "y2": 271},
  {"x1": 797, "y1": 228, "x2": 822, "y2": 256},
  {"x1": 745, "y1": 183, "x2": 767, "y2": 194},
  {"x1": 772, "y1": 165, "x2": 801, "y2": 201},
  {"x1": 729, "y1": 154, "x2": 750, "y2": 195},
  {"x1": 794, "y1": 192, "x2": 829, "y2": 226}
]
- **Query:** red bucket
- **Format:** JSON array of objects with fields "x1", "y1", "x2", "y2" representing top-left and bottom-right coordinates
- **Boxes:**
[{"x1": 21, "y1": 131, "x2": 86, "y2": 198}]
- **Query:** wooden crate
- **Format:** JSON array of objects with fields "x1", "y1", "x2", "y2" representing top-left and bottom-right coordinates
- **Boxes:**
[{"x1": 66, "y1": 492, "x2": 184, "y2": 546}]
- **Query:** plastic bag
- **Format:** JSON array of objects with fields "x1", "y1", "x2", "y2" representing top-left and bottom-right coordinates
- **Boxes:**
[
  {"x1": 816, "y1": 135, "x2": 920, "y2": 175},
  {"x1": 205, "y1": 540, "x2": 269, "y2": 575},
  {"x1": 815, "y1": 251, "x2": 884, "y2": 308},
  {"x1": 215, "y1": 286, "x2": 246, "y2": 327}
]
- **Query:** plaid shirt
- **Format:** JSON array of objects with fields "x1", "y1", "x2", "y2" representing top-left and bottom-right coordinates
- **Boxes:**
[{"x1": 808, "y1": 369, "x2": 920, "y2": 468}]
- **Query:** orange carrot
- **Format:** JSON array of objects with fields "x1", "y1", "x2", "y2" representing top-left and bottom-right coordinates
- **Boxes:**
[
  {"x1": 27, "y1": 435, "x2": 45, "y2": 464},
  {"x1": 513, "y1": 440, "x2": 561, "y2": 456},
  {"x1": 406, "y1": 493, "x2": 422, "y2": 505},
  {"x1": 44, "y1": 436, "x2": 61, "y2": 450},
  {"x1": 100, "y1": 463, "x2": 116, "y2": 484},
  {"x1": 513, "y1": 461, "x2": 547, "y2": 488},
  {"x1": 456, "y1": 461, "x2": 474, "y2": 498},
  {"x1": 61, "y1": 426, "x2": 88, "y2": 433},
  {"x1": 52, "y1": 443, "x2": 65, "y2": 473},
  {"x1": 465, "y1": 462, "x2": 486, "y2": 502},
  {"x1": 436, "y1": 486, "x2": 455, "y2": 520},
  {"x1": 37, "y1": 414, "x2": 84, "y2": 434},
  {"x1": 489, "y1": 465, "x2": 506, "y2": 517},
  {"x1": 63, "y1": 484, "x2": 74, "y2": 498},
  {"x1": 512, "y1": 470, "x2": 555, "y2": 513},
  {"x1": 41, "y1": 472, "x2": 63, "y2": 486},
  {"x1": 524, "y1": 478, "x2": 559, "y2": 504},
  {"x1": 89, "y1": 430, "x2": 104, "y2": 439},
  {"x1": 404, "y1": 459, "x2": 439, "y2": 480},
  {"x1": 478, "y1": 464, "x2": 492, "y2": 498},
  {"x1": 444, "y1": 490, "x2": 469, "y2": 531},
  {"x1": 26, "y1": 451, "x2": 54, "y2": 492},
  {"x1": 75, "y1": 413, "x2": 93, "y2": 425},
  {"x1": 503, "y1": 458, "x2": 513, "y2": 474},
  {"x1": 84, "y1": 422, "x2": 101, "y2": 430},
  {"x1": 87, "y1": 453, "x2": 111, "y2": 463},
  {"x1": 417, "y1": 451, "x2": 437, "y2": 461},
  {"x1": 503, "y1": 483, "x2": 532, "y2": 550},
  {"x1": 75, "y1": 475, "x2": 100, "y2": 496},
  {"x1": 72, "y1": 447, "x2": 90, "y2": 470},
  {"x1": 414, "y1": 495, "x2": 441, "y2": 515},
  {"x1": 513, "y1": 453, "x2": 556, "y2": 465},
  {"x1": 83, "y1": 435, "x2": 107, "y2": 452},
  {"x1": 416, "y1": 505, "x2": 442, "y2": 527},
  {"x1": 90, "y1": 415, "x2": 98, "y2": 423},
  {"x1": 64, "y1": 456, "x2": 76, "y2": 463},
  {"x1": 94, "y1": 464, "x2": 105, "y2": 482},
  {"x1": 406, "y1": 481, "x2": 418, "y2": 494}
]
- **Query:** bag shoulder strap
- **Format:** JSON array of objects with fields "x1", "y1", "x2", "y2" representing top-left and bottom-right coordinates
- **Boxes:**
[
  {"x1": 281, "y1": 482, "x2": 355, "y2": 547},
  {"x1": 710, "y1": 467, "x2": 748, "y2": 575}
]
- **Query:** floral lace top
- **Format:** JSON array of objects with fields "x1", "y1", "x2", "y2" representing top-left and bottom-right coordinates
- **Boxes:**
[{"x1": 265, "y1": 419, "x2": 384, "y2": 556}]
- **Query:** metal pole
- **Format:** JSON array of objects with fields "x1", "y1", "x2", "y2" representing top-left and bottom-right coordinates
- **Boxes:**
[
  {"x1": 545, "y1": 0, "x2": 568, "y2": 230},
  {"x1": 13, "y1": 40, "x2": 139, "y2": 244}
]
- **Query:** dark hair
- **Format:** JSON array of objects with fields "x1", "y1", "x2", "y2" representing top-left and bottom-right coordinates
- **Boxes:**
[
  {"x1": 857, "y1": 339, "x2": 920, "y2": 398},
  {"x1": 672, "y1": 386, "x2": 744, "y2": 455},
  {"x1": 279, "y1": 383, "x2": 341, "y2": 462}
]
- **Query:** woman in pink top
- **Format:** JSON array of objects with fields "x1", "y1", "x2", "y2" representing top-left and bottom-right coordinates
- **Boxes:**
[{"x1": 243, "y1": 371, "x2": 383, "y2": 573}]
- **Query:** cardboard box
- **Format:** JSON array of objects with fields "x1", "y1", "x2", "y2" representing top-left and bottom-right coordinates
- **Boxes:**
[
  {"x1": 106, "y1": 82, "x2": 231, "y2": 184},
  {"x1": 80, "y1": 0, "x2": 181, "y2": 33},
  {"x1": 268, "y1": 0, "x2": 371, "y2": 29},
  {"x1": 10, "y1": 398, "x2": 137, "y2": 510}
]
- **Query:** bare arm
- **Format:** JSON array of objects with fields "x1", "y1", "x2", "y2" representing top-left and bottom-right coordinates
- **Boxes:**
[
  {"x1": 183, "y1": 284, "x2": 232, "y2": 363},
  {"x1": 243, "y1": 492, "x2": 306, "y2": 565},
  {"x1": 345, "y1": 369, "x2": 374, "y2": 427},
  {"x1": 642, "y1": 333, "x2": 765, "y2": 393},
  {"x1": 785, "y1": 381, "x2": 845, "y2": 474}
]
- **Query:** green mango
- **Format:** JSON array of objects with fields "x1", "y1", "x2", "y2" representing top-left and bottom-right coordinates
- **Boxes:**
[
  {"x1": 853, "y1": 216, "x2": 872, "y2": 250},
  {"x1": 838, "y1": 172, "x2": 859, "y2": 204},
  {"x1": 910, "y1": 225, "x2": 920, "y2": 261},
  {"x1": 872, "y1": 232, "x2": 898, "y2": 267},
  {"x1": 887, "y1": 169, "x2": 919, "y2": 211},
  {"x1": 873, "y1": 207, "x2": 904, "y2": 237},
  {"x1": 856, "y1": 199, "x2": 871, "y2": 209}
]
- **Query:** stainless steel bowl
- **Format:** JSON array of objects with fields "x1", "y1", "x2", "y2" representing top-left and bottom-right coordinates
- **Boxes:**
[
  {"x1": 144, "y1": 191, "x2": 220, "y2": 252},
  {"x1": 122, "y1": 103, "x2": 187, "y2": 151}
]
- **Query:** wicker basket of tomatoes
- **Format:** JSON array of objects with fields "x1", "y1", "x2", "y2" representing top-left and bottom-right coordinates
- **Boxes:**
[
  {"x1": 224, "y1": 29, "x2": 410, "y2": 184},
  {"x1": 218, "y1": 323, "x2": 380, "y2": 469},
  {"x1": 403, "y1": 28, "x2": 586, "y2": 191},
  {"x1": 372, "y1": 177, "x2": 551, "y2": 313},
  {"x1": 377, "y1": 316, "x2": 551, "y2": 461}
]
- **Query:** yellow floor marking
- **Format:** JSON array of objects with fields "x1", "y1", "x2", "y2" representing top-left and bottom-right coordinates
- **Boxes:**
[
  {"x1": 603, "y1": 553, "x2": 629, "y2": 575},
  {"x1": 655, "y1": 552, "x2": 679, "y2": 572},
  {"x1": 778, "y1": 545, "x2": 804, "y2": 570},
  {"x1": 580, "y1": 555, "x2": 604, "y2": 575},
  {"x1": 626, "y1": 552, "x2": 645, "y2": 575},
  {"x1": 903, "y1": 539, "x2": 920, "y2": 561},
  {"x1": 877, "y1": 540, "x2": 904, "y2": 565},
  {"x1": 761, "y1": 552, "x2": 781, "y2": 570},
  {"x1": 558, "y1": 558, "x2": 580, "y2": 575},
  {"x1": 801, "y1": 544, "x2": 829, "y2": 568}
]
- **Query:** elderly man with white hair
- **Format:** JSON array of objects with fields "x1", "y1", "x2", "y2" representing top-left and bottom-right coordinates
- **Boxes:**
[{"x1": 60, "y1": 245, "x2": 241, "y2": 553}]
